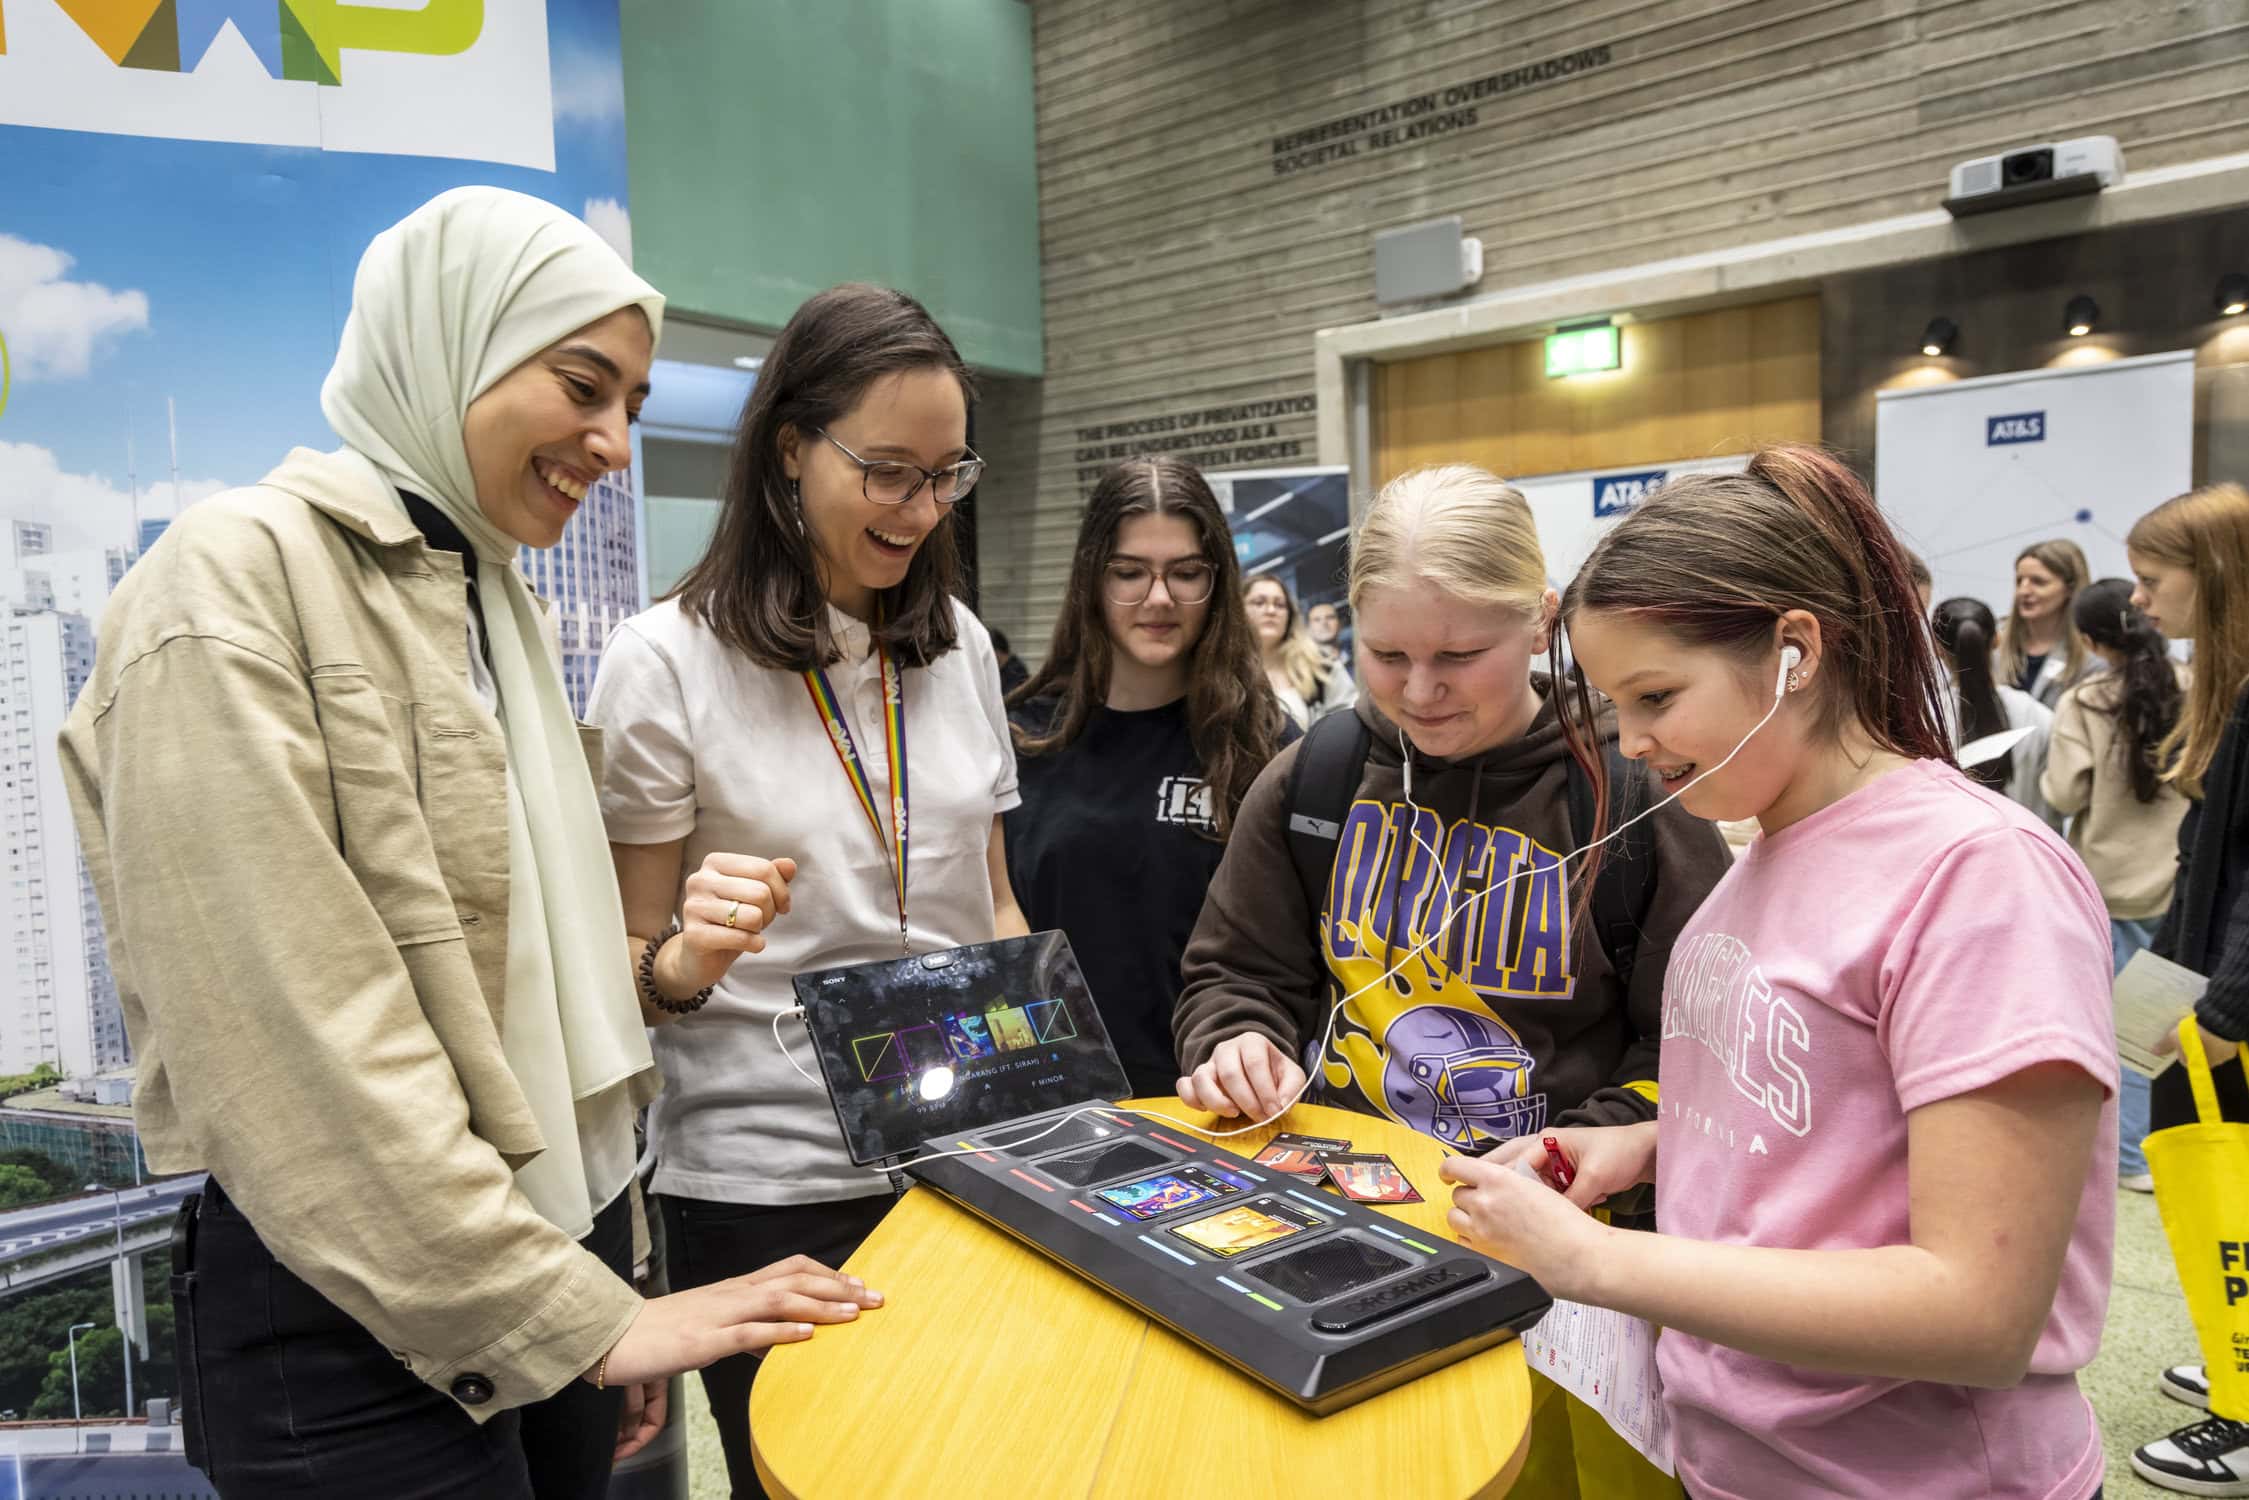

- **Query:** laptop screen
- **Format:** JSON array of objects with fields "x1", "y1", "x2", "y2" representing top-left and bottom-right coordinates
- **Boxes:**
[{"x1": 792, "y1": 930, "x2": 1131, "y2": 1164}]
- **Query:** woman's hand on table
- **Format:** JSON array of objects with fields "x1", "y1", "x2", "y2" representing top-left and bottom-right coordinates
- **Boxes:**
[
  {"x1": 1176, "y1": 1033, "x2": 1306, "y2": 1121},
  {"x1": 592, "y1": 1254, "x2": 882, "y2": 1387}
]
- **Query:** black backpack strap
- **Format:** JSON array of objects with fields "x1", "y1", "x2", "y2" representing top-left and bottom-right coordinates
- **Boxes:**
[
  {"x1": 1284, "y1": 709, "x2": 1373, "y2": 925},
  {"x1": 1565, "y1": 745, "x2": 1660, "y2": 991}
]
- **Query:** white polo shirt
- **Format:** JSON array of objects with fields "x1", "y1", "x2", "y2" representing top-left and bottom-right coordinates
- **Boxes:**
[{"x1": 587, "y1": 597, "x2": 1020, "y2": 1204}]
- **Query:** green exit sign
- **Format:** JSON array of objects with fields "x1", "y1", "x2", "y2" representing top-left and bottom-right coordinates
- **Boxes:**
[{"x1": 1545, "y1": 323, "x2": 1620, "y2": 378}]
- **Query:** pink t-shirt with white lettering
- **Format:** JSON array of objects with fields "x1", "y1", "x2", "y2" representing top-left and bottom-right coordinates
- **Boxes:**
[{"x1": 1654, "y1": 760, "x2": 2117, "y2": 1500}]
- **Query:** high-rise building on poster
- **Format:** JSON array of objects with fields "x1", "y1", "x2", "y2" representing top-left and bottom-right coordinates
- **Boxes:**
[
  {"x1": 517, "y1": 469, "x2": 644, "y2": 715},
  {"x1": 2, "y1": 609, "x2": 119, "y2": 1078}
]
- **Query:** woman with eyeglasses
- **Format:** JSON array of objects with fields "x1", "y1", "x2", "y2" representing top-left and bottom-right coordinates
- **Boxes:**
[
  {"x1": 587, "y1": 283, "x2": 1022, "y2": 1498},
  {"x1": 1003, "y1": 458, "x2": 1295, "y2": 1096}
]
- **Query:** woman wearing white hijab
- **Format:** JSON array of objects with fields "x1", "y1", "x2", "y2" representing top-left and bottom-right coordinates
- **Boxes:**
[{"x1": 59, "y1": 187, "x2": 880, "y2": 1499}]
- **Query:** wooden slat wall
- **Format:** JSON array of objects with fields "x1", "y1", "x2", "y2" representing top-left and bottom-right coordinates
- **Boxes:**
[
  {"x1": 1375, "y1": 296, "x2": 1823, "y2": 483},
  {"x1": 976, "y1": 0, "x2": 2249, "y2": 659}
]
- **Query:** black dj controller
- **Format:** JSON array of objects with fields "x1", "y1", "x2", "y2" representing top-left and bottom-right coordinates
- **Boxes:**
[{"x1": 906, "y1": 1104, "x2": 1552, "y2": 1414}]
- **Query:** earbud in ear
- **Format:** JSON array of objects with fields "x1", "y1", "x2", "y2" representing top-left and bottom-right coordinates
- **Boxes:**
[{"x1": 1776, "y1": 645, "x2": 1803, "y2": 698}]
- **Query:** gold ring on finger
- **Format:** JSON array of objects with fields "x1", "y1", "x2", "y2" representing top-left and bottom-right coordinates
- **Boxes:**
[{"x1": 724, "y1": 900, "x2": 742, "y2": 929}]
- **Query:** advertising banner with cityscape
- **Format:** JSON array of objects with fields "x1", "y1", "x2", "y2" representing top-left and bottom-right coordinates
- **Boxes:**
[{"x1": 0, "y1": 0, "x2": 639, "y2": 1450}]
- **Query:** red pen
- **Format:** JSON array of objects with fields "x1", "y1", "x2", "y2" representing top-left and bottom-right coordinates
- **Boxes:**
[{"x1": 1541, "y1": 1134, "x2": 1575, "y2": 1191}]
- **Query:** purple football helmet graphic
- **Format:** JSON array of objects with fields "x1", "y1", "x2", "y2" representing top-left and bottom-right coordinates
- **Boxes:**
[{"x1": 1383, "y1": 1004, "x2": 1541, "y2": 1148}]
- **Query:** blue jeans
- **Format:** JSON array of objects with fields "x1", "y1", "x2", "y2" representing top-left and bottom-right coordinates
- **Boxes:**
[{"x1": 2113, "y1": 918, "x2": 2158, "y2": 1175}]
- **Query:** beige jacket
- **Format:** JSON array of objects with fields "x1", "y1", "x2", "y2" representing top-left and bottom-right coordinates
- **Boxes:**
[
  {"x1": 2038, "y1": 664, "x2": 2191, "y2": 921},
  {"x1": 59, "y1": 447, "x2": 645, "y2": 1419}
]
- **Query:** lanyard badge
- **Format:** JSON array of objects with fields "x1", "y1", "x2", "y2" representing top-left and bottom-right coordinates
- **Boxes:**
[{"x1": 803, "y1": 639, "x2": 910, "y2": 953}]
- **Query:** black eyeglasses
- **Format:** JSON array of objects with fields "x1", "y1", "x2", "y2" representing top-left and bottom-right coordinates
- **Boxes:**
[
  {"x1": 1104, "y1": 559, "x2": 1216, "y2": 605},
  {"x1": 815, "y1": 429, "x2": 984, "y2": 506}
]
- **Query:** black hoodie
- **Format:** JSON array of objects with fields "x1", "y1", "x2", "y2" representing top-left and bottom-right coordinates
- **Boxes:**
[{"x1": 1175, "y1": 681, "x2": 1731, "y2": 1143}]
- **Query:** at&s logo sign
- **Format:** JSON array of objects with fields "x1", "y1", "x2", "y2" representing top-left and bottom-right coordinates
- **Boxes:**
[
  {"x1": 1987, "y1": 411, "x2": 2046, "y2": 446},
  {"x1": 0, "y1": 0, "x2": 555, "y2": 170}
]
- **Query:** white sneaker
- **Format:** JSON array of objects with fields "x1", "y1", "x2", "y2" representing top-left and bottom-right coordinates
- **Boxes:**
[
  {"x1": 2133, "y1": 1417, "x2": 2249, "y2": 1496},
  {"x1": 2121, "y1": 1171, "x2": 2155, "y2": 1192},
  {"x1": 2163, "y1": 1364, "x2": 2214, "y2": 1410}
]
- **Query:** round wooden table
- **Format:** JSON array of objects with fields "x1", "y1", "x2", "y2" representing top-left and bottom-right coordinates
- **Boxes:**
[{"x1": 749, "y1": 1099, "x2": 1532, "y2": 1499}]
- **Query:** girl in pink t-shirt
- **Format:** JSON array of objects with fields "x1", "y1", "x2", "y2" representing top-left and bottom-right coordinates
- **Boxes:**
[{"x1": 1441, "y1": 445, "x2": 2118, "y2": 1500}]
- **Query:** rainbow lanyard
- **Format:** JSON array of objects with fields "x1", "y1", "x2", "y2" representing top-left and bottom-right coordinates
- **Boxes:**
[{"x1": 802, "y1": 638, "x2": 910, "y2": 953}]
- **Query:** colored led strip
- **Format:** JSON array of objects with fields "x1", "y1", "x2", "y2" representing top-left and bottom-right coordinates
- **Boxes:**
[
  {"x1": 1215, "y1": 1275, "x2": 1284, "y2": 1311},
  {"x1": 1138, "y1": 1233, "x2": 1197, "y2": 1266}
]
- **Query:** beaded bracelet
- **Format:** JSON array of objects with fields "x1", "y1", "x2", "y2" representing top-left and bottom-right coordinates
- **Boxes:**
[{"x1": 638, "y1": 920, "x2": 715, "y2": 1015}]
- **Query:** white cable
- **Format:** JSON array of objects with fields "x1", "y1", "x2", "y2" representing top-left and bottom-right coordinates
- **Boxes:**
[
  {"x1": 829, "y1": 673, "x2": 1796, "y2": 1174},
  {"x1": 773, "y1": 1007, "x2": 821, "y2": 1086}
]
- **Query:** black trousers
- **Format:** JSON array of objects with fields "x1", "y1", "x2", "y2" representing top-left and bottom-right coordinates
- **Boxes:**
[
  {"x1": 656, "y1": 1191, "x2": 896, "y2": 1500},
  {"x1": 173, "y1": 1177, "x2": 632, "y2": 1499}
]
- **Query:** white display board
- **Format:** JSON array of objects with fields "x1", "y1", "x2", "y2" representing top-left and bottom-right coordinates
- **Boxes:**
[
  {"x1": 1512, "y1": 454, "x2": 1753, "y2": 589},
  {"x1": 1875, "y1": 351, "x2": 2195, "y2": 614}
]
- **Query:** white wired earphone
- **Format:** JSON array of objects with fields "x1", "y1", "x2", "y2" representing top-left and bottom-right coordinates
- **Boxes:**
[{"x1": 773, "y1": 645, "x2": 1805, "y2": 1171}]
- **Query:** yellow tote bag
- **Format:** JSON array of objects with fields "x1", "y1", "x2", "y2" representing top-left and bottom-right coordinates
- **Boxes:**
[{"x1": 2145, "y1": 1019, "x2": 2249, "y2": 1422}]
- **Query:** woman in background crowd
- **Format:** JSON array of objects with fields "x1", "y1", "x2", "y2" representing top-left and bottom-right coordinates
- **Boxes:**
[
  {"x1": 2000, "y1": 539, "x2": 2098, "y2": 708},
  {"x1": 2039, "y1": 578, "x2": 2188, "y2": 1196},
  {"x1": 1005, "y1": 456, "x2": 1294, "y2": 1095},
  {"x1": 2122, "y1": 484, "x2": 2249, "y2": 1496},
  {"x1": 1246, "y1": 575, "x2": 1355, "y2": 729},
  {"x1": 1933, "y1": 595, "x2": 2060, "y2": 829},
  {"x1": 590, "y1": 283, "x2": 1021, "y2": 1498}
]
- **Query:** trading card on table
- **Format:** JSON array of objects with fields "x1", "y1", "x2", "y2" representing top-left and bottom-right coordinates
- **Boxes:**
[
  {"x1": 1094, "y1": 1164, "x2": 1243, "y2": 1221},
  {"x1": 1324, "y1": 1152, "x2": 1424, "y2": 1203},
  {"x1": 1251, "y1": 1132, "x2": 1354, "y2": 1177},
  {"x1": 1167, "y1": 1200, "x2": 1325, "y2": 1258}
]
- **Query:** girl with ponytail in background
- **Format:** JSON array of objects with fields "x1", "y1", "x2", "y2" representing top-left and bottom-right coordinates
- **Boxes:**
[
  {"x1": 1439, "y1": 445, "x2": 2118, "y2": 1500},
  {"x1": 1932, "y1": 595, "x2": 2059, "y2": 829},
  {"x1": 2039, "y1": 578, "x2": 2187, "y2": 1196}
]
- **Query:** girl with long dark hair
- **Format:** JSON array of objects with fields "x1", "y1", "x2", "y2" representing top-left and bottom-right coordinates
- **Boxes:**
[
  {"x1": 1441, "y1": 446, "x2": 2117, "y2": 1500},
  {"x1": 1004, "y1": 456, "x2": 1293, "y2": 1093},
  {"x1": 2039, "y1": 579, "x2": 2186, "y2": 1196},
  {"x1": 589, "y1": 283, "x2": 1022, "y2": 1496},
  {"x1": 1932, "y1": 595, "x2": 2057, "y2": 825}
]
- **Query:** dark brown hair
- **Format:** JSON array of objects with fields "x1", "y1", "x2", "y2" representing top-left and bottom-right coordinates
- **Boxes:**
[
  {"x1": 1012, "y1": 456, "x2": 1287, "y2": 840},
  {"x1": 669, "y1": 283, "x2": 976, "y2": 669},
  {"x1": 1930, "y1": 597, "x2": 2010, "y2": 791},
  {"x1": 1555, "y1": 445, "x2": 1955, "y2": 892},
  {"x1": 2072, "y1": 577, "x2": 2182, "y2": 804}
]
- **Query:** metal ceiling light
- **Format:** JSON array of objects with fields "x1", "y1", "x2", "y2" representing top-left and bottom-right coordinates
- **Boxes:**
[
  {"x1": 2219, "y1": 274, "x2": 2249, "y2": 318},
  {"x1": 2064, "y1": 295, "x2": 2099, "y2": 337},
  {"x1": 1919, "y1": 316, "x2": 1958, "y2": 357}
]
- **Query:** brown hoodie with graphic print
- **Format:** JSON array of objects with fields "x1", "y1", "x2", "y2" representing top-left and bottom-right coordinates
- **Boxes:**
[{"x1": 1175, "y1": 682, "x2": 1730, "y2": 1146}]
